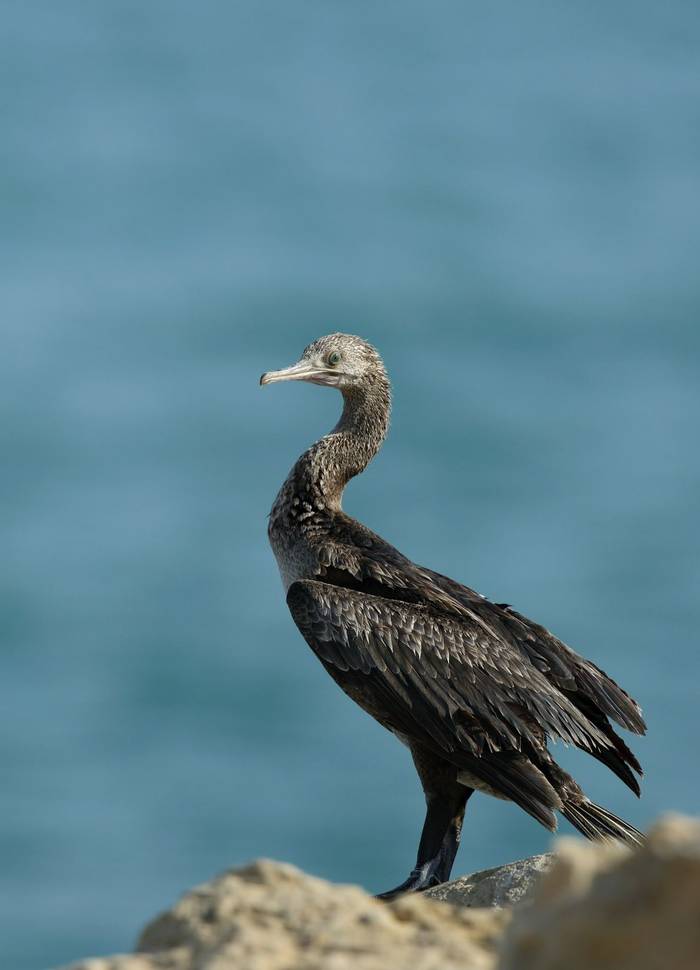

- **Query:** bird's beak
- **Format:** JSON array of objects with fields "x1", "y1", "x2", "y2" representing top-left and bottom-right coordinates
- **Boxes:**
[{"x1": 260, "y1": 360, "x2": 338, "y2": 387}]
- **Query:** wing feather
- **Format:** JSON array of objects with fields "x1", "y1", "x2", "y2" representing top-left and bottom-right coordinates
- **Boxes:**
[
  {"x1": 305, "y1": 515, "x2": 644, "y2": 800},
  {"x1": 320, "y1": 513, "x2": 645, "y2": 739},
  {"x1": 287, "y1": 579, "x2": 613, "y2": 762}
]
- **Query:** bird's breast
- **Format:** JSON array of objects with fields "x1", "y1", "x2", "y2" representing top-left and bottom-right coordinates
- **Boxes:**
[
  {"x1": 269, "y1": 528, "x2": 320, "y2": 592},
  {"x1": 268, "y1": 491, "x2": 323, "y2": 592}
]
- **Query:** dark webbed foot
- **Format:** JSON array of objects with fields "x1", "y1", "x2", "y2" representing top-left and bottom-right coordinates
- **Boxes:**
[{"x1": 375, "y1": 860, "x2": 445, "y2": 900}]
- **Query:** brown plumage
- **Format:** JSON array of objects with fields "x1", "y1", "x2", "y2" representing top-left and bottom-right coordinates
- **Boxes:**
[{"x1": 261, "y1": 333, "x2": 645, "y2": 898}]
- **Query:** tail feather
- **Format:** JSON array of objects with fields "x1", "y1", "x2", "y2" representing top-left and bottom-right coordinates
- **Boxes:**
[
  {"x1": 562, "y1": 799, "x2": 645, "y2": 847},
  {"x1": 456, "y1": 752, "x2": 561, "y2": 832}
]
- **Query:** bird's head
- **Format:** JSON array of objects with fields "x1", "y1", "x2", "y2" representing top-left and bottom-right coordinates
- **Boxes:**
[{"x1": 260, "y1": 333, "x2": 387, "y2": 394}]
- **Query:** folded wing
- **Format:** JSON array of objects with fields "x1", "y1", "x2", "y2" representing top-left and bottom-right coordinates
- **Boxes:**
[{"x1": 286, "y1": 578, "x2": 641, "y2": 828}]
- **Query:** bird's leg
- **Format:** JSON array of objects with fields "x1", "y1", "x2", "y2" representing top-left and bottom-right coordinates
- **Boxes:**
[{"x1": 376, "y1": 783, "x2": 472, "y2": 901}]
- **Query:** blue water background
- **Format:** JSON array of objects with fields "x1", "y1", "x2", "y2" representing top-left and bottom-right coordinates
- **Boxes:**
[{"x1": 2, "y1": 3, "x2": 699, "y2": 968}]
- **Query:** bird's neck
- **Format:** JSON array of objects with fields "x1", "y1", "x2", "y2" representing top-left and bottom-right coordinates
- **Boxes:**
[{"x1": 294, "y1": 381, "x2": 391, "y2": 512}]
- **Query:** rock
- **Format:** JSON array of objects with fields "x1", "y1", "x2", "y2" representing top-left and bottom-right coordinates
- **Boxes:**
[
  {"x1": 57, "y1": 815, "x2": 700, "y2": 970},
  {"x1": 60, "y1": 859, "x2": 508, "y2": 970},
  {"x1": 425, "y1": 854, "x2": 553, "y2": 907},
  {"x1": 500, "y1": 814, "x2": 700, "y2": 970}
]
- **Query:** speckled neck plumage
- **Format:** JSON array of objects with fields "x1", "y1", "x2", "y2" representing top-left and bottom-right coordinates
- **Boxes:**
[
  {"x1": 268, "y1": 369, "x2": 390, "y2": 589},
  {"x1": 282, "y1": 374, "x2": 390, "y2": 510},
  {"x1": 307, "y1": 377, "x2": 392, "y2": 510}
]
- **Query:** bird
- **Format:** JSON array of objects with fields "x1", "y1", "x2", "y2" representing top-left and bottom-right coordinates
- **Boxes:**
[{"x1": 260, "y1": 332, "x2": 645, "y2": 899}]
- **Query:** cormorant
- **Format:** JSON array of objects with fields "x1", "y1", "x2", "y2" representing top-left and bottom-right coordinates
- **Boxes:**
[{"x1": 260, "y1": 333, "x2": 645, "y2": 899}]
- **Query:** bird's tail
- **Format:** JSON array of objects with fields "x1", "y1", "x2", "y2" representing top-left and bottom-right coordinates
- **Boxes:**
[{"x1": 562, "y1": 799, "x2": 645, "y2": 848}]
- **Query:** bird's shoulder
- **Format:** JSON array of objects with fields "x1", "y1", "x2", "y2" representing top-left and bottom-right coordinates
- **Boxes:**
[{"x1": 310, "y1": 510, "x2": 486, "y2": 617}]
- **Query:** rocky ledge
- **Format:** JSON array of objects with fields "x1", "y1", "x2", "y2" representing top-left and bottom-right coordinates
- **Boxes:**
[{"x1": 61, "y1": 814, "x2": 700, "y2": 970}]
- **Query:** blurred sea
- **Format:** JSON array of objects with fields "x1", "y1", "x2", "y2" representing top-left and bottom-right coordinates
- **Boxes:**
[{"x1": 2, "y1": 3, "x2": 699, "y2": 968}]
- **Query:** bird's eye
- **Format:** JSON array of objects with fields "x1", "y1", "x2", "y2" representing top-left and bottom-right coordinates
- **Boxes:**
[{"x1": 327, "y1": 351, "x2": 341, "y2": 367}]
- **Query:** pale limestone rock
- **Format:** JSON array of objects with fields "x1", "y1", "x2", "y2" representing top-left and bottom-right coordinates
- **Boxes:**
[
  {"x1": 425, "y1": 854, "x2": 553, "y2": 907},
  {"x1": 58, "y1": 815, "x2": 700, "y2": 970},
  {"x1": 61, "y1": 859, "x2": 507, "y2": 970},
  {"x1": 500, "y1": 813, "x2": 700, "y2": 970}
]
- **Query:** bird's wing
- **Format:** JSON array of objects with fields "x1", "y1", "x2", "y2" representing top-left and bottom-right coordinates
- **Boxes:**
[
  {"x1": 314, "y1": 515, "x2": 646, "y2": 745},
  {"x1": 420, "y1": 565, "x2": 647, "y2": 737},
  {"x1": 287, "y1": 578, "x2": 619, "y2": 826}
]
